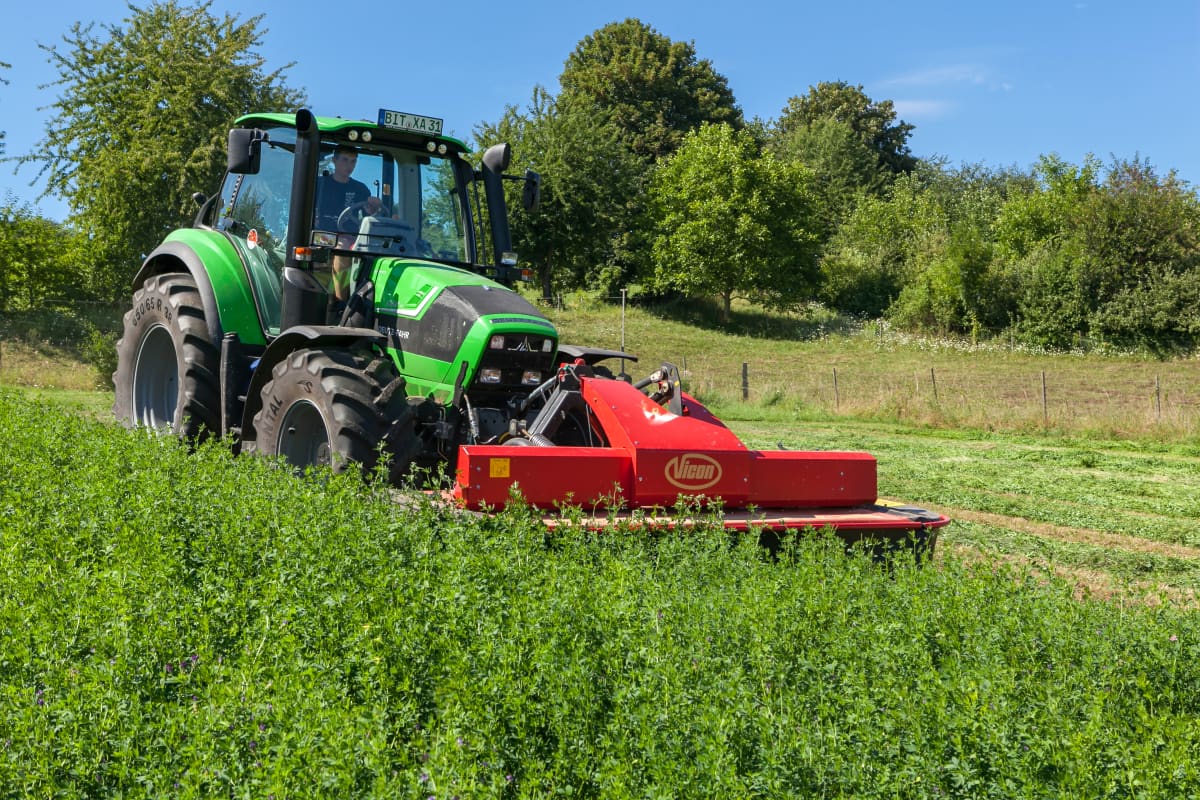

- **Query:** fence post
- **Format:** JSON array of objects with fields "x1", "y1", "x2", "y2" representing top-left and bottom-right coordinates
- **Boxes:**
[
  {"x1": 930, "y1": 367, "x2": 938, "y2": 404},
  {"x1": 742, "y1": 362, "x2": 749, "y2": 402},
  {"x1": 1041, "y1": 371, "x2": 1048, "y2": 424},
  {"x1": 1156, "y1": 375, "x2": 1162, "y2": 422},
  {"x1": 833, "y1": 367, "x2": 840, "y2": 410},
  {"x1": 620, "y1": 288, "x2": 626, "y2": 377}
]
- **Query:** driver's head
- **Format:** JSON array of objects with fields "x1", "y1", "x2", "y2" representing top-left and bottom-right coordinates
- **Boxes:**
[{"x1": 331, "y1": 146, "x2": 357, "y2": 181}]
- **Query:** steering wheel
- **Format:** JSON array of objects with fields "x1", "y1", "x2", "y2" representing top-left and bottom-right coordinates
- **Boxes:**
[{"x1": 336, "y1": 201, "x2": 388, "y2": 234}]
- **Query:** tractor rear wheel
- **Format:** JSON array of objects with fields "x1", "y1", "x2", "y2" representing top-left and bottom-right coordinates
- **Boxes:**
[
  {"x1": 112, "y1": 272, "x2": 220, "y2": 439},
  {"x1": 251, "y1": 347, "x2": 419, "y2": 483}
]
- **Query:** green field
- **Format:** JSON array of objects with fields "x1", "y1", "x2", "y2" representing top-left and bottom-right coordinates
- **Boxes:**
[
  {"x1": 3, "y1": 389, "x2": 1200, "y2": 797},
  {"x1": 3, "y1": 300, "x2": 1200, "y2": 795}
]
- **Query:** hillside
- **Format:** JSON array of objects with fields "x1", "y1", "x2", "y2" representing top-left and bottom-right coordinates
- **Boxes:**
[{"x1": 549, "y1": 297, "x2": 1200, "y2": 441}]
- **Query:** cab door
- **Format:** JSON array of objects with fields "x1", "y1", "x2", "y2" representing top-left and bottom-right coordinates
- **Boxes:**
[{"x1": 216, "y1": 128, "x2": 298, "y2": 336}]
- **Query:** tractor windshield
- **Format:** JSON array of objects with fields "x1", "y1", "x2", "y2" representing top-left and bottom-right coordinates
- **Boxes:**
[{"x1": 313, "y1": 143, "x2": 470, "y2": 264}]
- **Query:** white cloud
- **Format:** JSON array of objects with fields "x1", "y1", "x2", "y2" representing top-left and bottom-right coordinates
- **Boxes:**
[
  {"x1": 880, "y1": 64, "x2": 988, "y2": 88},
  {"x1": 892, "y1": 99, "x2": 952, "y2": 119},
  {"x1": 880, "y1": 62, "x2": 1014, "y2": 95}
]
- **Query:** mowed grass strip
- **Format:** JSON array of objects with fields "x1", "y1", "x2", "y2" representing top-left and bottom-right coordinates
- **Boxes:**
[
  {"x1": 948, "y1": 519, "x2": 1200, "y2": 592},
  {"x1": 944, "y1": 507, "x2": 1200, "y2": 561},
  {"x1": 728, "y1": 416, "x2": 1200, "y2": 596},
  {"x1": 731, "y1": 417, "x2": 1200, "y2": 543},
  {"x1": 942, "y1": 541, "x2": 1200, "y2": 607}
]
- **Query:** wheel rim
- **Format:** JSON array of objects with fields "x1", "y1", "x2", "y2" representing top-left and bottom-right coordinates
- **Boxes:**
[
  {"x1": 277, "y1": 400, "x2": 332, "y2": 469},
  {"x1": 132, "y1": 324, "x2": 178, "y2": 429}
]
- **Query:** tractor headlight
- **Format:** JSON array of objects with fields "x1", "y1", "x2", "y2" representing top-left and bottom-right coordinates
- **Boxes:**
[
  {"x1": 479, "y1": 367, "x2": 502, "y2": 384},
  {"x1": 521, "y1": 370, "x2": 542, "y2": 385},
  {"x1": 542, "y1": 339, "x2": 554, "y2": 353},
  {"x1": 489, "y1": 334, "x2": 506, "y2": 350}
]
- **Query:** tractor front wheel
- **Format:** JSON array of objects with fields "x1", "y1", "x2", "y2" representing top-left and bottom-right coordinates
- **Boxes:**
[
  {"x1": 112, "y1": 272, "x2": 220, "y2": 439},
  {"x1": 251, "y1": 347, "x2": 419, "y2": 482}
]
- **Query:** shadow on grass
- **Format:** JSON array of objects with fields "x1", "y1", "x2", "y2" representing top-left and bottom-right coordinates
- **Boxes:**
[
  {"x1": 0, "y1": 306, "x2": 123, "y2": 355},
  {"x1": 638, "y1": 295, "x2": 866, "y2": 342}
]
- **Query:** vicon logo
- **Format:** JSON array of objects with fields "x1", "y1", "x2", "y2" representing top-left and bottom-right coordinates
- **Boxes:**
[{"x1": 664, "y1": 453, "x2": 723, "y2": 491}]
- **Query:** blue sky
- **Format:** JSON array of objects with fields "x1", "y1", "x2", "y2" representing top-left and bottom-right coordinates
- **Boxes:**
[{"x1": 3, "y1": 0, "x2": 1198, "y2": 221}]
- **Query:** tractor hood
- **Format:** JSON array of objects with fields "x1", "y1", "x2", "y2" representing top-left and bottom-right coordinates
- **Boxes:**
[{"x1": 370, "y1": 258, "x2": 557, "y2": 400}]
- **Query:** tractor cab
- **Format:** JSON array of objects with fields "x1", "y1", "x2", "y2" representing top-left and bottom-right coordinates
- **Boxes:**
[{"x1": 214, "y1": 110, "x2": 538, "y2": 337}]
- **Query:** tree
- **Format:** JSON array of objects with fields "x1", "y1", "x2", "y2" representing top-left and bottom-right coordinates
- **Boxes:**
[
  {"x1": 992, "y1": 154, "x2": 1200, "y2": 350},
  {"x1": 1079, "y1": 158, "x2": 1200, "y2": 350},
  {"x1": 774, "y1": 81, "x2": 917, "y2": 177},
  {"x1": 0, "y1": 61, "x2": 9, "y2": 156},
  {"x1": 993, "y1": 154, "x2": 1100, "y2": 263},
  {"x1": 770, "y1": 116, "x2": 890, "y2": 231},
  {"x1": 647, "y1": 123, "x2": 820, "y2": 322},
  {"x1": 20, "y1": 0, "x2": 303, "y2": 301},
  {"x1": 818, "y1": 173, "x2": 946, "y2": 318},
  {"x1": 820, "y1": 163, "x2": 1021, "y2": 333},
  {"x1": 474, "y1": 87, "x2": 642, "y2": 298},
  {"x1": 559, "y1": 19, "x2": 742, "y2": 163},
  {"x1": 0, "y1": 195, "x2": 82, "y2": 311}
]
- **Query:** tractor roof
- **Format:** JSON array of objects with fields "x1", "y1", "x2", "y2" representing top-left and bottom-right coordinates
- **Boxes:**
[{"x1": 234, "y1": 111, "x2": 469, "y2": 152}]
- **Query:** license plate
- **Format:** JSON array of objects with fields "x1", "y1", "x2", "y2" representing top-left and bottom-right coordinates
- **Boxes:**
[{"x1": 377, "y1": 109, "x2": 444, "y2": 136}]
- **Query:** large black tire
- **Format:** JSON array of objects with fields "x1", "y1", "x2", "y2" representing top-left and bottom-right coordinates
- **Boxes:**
[
  {"x1": 112, "y1": 272, "x2": 221, "y2": 439},
  {"x1": 250, "y1": 347, "x2": 420, "y2": 483}
]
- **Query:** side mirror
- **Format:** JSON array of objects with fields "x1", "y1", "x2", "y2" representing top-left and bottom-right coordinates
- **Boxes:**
[
  {"x1": 481, "y1": 143, "x2": 511, "y2": 173},
  {"x1": 227, "y1": 128, "x2": 266, "y2": 174},
  {"x1": 522, "y1": 169, "x2": 541, "y2": 213}
]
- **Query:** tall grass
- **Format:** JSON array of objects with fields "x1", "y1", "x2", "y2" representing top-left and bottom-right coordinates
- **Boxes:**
[{"x1": 4, "y1": 390, "x2": 1200, "y2": 797}]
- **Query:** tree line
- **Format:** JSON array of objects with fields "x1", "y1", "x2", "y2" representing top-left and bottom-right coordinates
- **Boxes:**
[{"x1": 3, "y1": 4, "x2": 1198, "y2": 354}]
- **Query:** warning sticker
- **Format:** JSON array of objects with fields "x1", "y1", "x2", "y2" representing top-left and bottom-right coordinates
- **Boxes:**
[{"x1": 489, "y1": 458, "x2": 511, "y2": 479}]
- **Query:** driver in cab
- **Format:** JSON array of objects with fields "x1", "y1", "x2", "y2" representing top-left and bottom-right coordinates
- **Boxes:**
[{"x1": 316, "y1": 146, "x2": 381, "y2": 301}]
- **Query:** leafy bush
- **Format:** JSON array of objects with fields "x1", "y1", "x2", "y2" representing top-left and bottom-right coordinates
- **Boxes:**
[
  {"x1": 1011, "y1": 244, "x2": 1090, "y2": 350},
  {"x1": 3, "y1": 391, "x2": 1200, "y2": 797},
  {"x1": 1090, "y1": 267, "x2": 1200, "y2": 355},
  {"x1": 75, "y1": 322, "x2": 119, "y2": 390}
]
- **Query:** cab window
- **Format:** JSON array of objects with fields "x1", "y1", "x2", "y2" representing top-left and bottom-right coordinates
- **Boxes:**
[{"x1": 218, "y1": 127, "x2": 296, "y2": 334}]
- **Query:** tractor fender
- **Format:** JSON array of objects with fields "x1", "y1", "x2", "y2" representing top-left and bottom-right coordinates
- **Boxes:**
[
  {"x1": 239, "y1": 325, "x2": 387, "y2": 448},
  {"x1": 556, "y1": 344, "x2": 639, "y2": 367},
  {"x1": 131, "y1": 239, "x2": 224, "y2": 348},
  {"x1": 132, "y1": 230, "x2": 268, "y2": 347}
]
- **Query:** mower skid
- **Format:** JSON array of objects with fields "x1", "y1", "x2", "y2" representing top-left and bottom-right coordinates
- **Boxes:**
[
  {"x1": 540, "y1": 502, "x2": 948, "y2": 561},
  {"x1": 541, "y1": 502, "x2": 949, "y2": 536}
]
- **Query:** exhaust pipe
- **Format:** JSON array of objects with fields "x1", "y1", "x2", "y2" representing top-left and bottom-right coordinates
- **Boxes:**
[{"x1": 280, "y1": 108, "x2": 327, "y2": 330}]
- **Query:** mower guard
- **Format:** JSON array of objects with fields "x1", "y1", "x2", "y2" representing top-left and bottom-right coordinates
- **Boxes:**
[{"x1": 453, "y1": 375, "x2": 949, "y2": 545}]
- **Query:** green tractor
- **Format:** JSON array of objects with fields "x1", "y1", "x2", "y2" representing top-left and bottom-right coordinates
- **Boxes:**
[
  {"x1": 111, "y1": 107, "x2": 951, "y2": 550},
  {"x1": 113, "y1": 108, "x2": 562, "y2": 480}
]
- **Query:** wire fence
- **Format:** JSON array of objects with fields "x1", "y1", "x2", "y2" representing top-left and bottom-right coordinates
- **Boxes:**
[{"x1": 671, "y1": 352, "x2": 1200, "y2": 436}]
